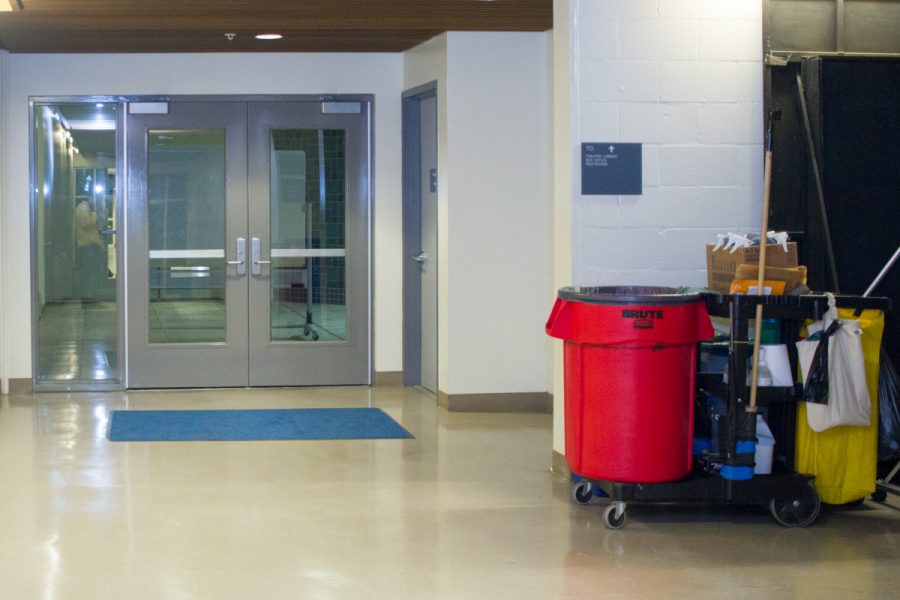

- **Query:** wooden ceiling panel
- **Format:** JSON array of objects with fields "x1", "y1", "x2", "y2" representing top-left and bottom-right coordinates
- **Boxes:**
[{"x1": 0, "y1": 0, "x2": 552, "y2": 53}]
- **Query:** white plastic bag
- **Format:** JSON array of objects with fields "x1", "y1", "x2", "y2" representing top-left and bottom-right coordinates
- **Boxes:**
[{"x1": 796, "y1": 293, "x2": 870, "y2": 432}]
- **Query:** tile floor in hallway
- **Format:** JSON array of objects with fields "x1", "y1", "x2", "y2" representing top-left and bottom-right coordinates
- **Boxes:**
[
  {"x1": 37, "y1": 301, "x2": 118, "y2": 382},
  {"x1": 0, "y1": 385, "x2": 898, "y2": 599}
]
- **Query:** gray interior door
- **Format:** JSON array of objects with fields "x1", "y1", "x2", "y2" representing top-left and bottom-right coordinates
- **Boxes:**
[
  {"x1": 126, "y1": 102, "x2": 249, "y2": 387},
  {"x1": 247, "y1": 101, "x2": 370, "y2": 386},
  {"x1": 418, "y1": 95, "x2": 438, "y2": 393},
  {"x1": 126, "y1": 99, "x2": 370, "y2": 388}
]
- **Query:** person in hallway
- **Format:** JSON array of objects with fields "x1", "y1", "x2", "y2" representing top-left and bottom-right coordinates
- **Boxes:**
[{"x1": 73, "y1": 199, "x2": 105, "y2": 302}]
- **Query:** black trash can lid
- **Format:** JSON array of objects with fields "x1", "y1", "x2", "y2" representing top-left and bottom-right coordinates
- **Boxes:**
[{"x1": 558, "y1": 286, "x2": 704, "y2": 306}]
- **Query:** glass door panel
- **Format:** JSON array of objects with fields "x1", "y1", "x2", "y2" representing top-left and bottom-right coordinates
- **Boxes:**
[
  {"x1": 32, "y1": 101, "x2": 120, "y2": 386},
  {"x1": 147, "y1": 129, "x2": 227, "y2": 344},
  {"x1": 269, "y1": 129, "x2": 347, "y2": 342}
]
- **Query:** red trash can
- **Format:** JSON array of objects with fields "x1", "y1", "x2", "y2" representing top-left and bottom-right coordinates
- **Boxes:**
[{"x1": 546, "y1": 286, "x2": 714, "y2": 483}]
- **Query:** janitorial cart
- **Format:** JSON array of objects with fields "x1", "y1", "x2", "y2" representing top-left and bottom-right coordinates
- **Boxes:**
[{"x1": 546, "y1": 286, "x2": 890, "y2": 529}]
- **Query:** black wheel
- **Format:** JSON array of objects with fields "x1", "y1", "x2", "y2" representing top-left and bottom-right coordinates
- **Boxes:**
[
  {"x1": 871, "y1": 489, "x2": 888, "y2": 503},
  {"x1": 572, "y1": 481, "x2": 593, "y2": 504},
  {"x1": 769, "y1": 482, "x2": 821, "y2": 528},
  {"x1": 603, "y1": 503, "x2": 626, "y2": 529}
]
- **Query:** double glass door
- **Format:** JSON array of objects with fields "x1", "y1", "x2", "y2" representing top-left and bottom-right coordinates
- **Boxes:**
[{"x1": 126, "y1": 100, "x2": 370, "y2": 388}]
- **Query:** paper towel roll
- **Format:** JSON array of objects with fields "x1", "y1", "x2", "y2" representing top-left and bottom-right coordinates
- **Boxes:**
[{"x1": 761, "y1": 344, "x2": 793, "y2": 387}]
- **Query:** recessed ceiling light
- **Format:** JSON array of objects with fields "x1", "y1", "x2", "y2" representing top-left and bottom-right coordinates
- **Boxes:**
[{"x1": 255, "y1": 33, "x2": 283, "y2": 41}]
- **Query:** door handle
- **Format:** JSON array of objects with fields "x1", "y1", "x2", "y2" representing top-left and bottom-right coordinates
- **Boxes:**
[
  {"x1": 226, "y1": 237, "x2": 246, "y2": 275},
  {"x1": 251, "y1": 237, "x2": 271, "y2": 275},
  {"x1": 413, "y1": 252, "x2": 430, "y2": 273}
]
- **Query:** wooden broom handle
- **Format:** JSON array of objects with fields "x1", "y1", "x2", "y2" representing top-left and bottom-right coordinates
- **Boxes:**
[{"x1": 748, "y1": 149, "x2": 773, "y2": 413}]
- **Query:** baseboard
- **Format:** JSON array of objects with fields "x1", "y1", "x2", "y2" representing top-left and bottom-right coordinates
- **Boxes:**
[
  {"x1": 8, "y1": 378, "x2": 33, "y2": 395},
  {"x1": 552, "y1": 450, "x2": 570, "y2": 478},
  {"x1": 374, "y1": 371, "x2": 404, "y2": 386},
  {"x1": 437, "y1": 391, "x2": 552, "y2": 413}
]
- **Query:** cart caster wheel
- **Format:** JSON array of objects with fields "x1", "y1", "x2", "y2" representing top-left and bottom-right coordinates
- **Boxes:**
[
  {"x1": 871, "y1": 489, "x2": 888, "y2": 503},
  {"x1": 603, "y1": 503, "x2": 626, "y2": 530},
  {"x1": 769, "y1": 482, "x2": 821, "y2": 528},
  {"x1": 310, "y1": 330, "x2": 319, "y2": 341},
  {"x1": 572, "y1": 481, "x2": 593, "y2": 504}
]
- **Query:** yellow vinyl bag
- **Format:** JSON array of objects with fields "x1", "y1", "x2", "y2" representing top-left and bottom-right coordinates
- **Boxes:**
[{"x1": 795, "y1": 306, "x2": 885, "y2": 504}]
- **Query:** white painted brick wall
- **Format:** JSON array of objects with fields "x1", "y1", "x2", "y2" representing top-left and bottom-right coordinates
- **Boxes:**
[
  {"x1": 617, "y1": 187, "x2": 703, "y2": 228},
  {"x1": 616, "y1": 19, "x2": 699, "y2": 61},
  {"x1": 699, "y1": 19, "x2": 764, "y2": 61},
  {"x1": 582, "y1": 60, "x2": 659, "y2": 103},
  {"x1": 659, "y1": 145, "x2": 743, "y2": 186},
  {"x1": 661, "y1": 0, "x2": 762, "y2": 21},
  {"x1": 577, "y1": 17, "x2": 618, "y2": 60},
  {"x1": 577, "y1": 102, "x2": 619, "y2": 139},
  {"x1": 572, "y1": 0, "x2": 763, "y2": 288},
  {"x1": 698, "y1": 102, "x2": 763, "y2": 144},
  {"x1": 618, "y1": 103, "x2": 701, "y2": 143}
]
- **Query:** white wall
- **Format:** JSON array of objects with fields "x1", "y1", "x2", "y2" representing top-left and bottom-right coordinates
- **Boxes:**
[
  {"x1": 444, "y1": 32, "x2": 551, "y2": 395},
  {"x1": 551, "y1": 0, "x2": 764, "y2": 452},
  {"x1": 404, "y1": 33, "x2": 552, "y2": 397},
  {"x1": 1, "y1": 52, "x2": 404, "y2": 381},
  {"x1": 572, "y1": 0, "x2": 763, "y2": 287}
]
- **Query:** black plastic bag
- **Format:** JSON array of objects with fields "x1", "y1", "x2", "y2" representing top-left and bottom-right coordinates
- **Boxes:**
[
  {"x1": 879, "y1": 353, "x2": 900, "y2": 462},
  {"x1": 801, "y1": 320, "x2": 842, "y2": 405}
]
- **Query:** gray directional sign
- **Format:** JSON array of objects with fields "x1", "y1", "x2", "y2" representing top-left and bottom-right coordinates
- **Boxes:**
[{"x1": 581, "y1": 143, "x2": 642, "y2": 195}]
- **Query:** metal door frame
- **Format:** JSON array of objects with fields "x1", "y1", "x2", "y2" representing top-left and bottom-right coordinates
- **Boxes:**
[
  {"x1": 401, "y1": 82, "x2": 438, "y2": 388},
  {"x1": 28, "y1": 94, "x2": 373, "y2": 390},
  {"x1": 123, "y1": 94, "x2": 374, "y2": 389},
  {"x1": 29, "y1": 95, "x2": 127, "y2": 392}
]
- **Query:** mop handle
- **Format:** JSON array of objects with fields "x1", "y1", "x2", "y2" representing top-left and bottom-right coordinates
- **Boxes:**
[
  {"x1": 748, "y1": 113, "x2": 778, "y2": 413},
  {"x1": 863, "y1": 246, "x2": 900, "y2": 298}
]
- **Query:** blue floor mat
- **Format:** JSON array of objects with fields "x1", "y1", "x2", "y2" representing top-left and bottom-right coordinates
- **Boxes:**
[{"x1": 107, "y1": 407, "x2": 414, "y2": 442}]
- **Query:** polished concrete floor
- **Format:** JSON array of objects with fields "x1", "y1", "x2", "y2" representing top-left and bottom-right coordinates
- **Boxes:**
[{"x1": 1, "y1": 386, "x2": 898, "y2": 599}]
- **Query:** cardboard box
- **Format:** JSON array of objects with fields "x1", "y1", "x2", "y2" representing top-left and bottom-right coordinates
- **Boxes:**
[{"x1": 706, "y1": 242, "x2": 799, "y2": 293}]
